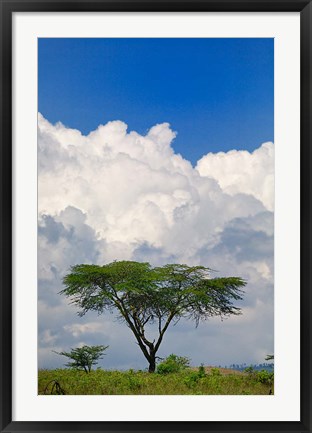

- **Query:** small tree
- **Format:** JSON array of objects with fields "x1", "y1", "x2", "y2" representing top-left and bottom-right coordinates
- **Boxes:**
[
  {"x1": 156, "y1": 354, "x2": 190, "y2": 374},
  {"x1": 54, "y1": 345, "x2": 109, "y2": 373},
  {"x1": 61, "y1": 261, "x2": 245, "y2": 372}
]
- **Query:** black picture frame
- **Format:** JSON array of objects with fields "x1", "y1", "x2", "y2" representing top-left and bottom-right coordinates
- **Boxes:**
[{"x1": 1, "y1": 1, "x2": 311, "y2": 432}]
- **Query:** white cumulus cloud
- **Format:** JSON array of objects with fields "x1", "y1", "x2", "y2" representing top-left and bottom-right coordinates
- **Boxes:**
[{"x1": 196, "y1": 143, "x2": 274, "y2": 211}]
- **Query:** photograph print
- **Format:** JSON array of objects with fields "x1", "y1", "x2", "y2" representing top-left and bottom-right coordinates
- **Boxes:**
[{"x1": 38, "y1": 38, "x2": 274, "y2": 395}]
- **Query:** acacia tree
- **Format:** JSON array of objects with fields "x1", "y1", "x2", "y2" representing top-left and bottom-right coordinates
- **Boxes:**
[
  {"x1": 61, "y1": 261, "x2": 245, "y2": 373},
  {"x1": 54, "y1": 345, "x2": 109, "y2": 373}
]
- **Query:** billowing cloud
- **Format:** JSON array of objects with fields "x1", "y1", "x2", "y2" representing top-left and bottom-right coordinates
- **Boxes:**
[
  {"x1": 196, "y1": 143, "x2": 274, "y2": 211},
  {"x1": 38, "y1": 114, "x2": 274, "y2": 369}
]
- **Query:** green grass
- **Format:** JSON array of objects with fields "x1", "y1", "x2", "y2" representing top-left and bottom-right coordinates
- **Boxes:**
[{"x1": 38, "y1": 367, "x2": 274, "y2": 395}]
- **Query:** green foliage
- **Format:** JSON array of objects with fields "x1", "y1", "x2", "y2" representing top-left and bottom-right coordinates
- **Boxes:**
[
  {"x1": 38, "y1": 367, "x2": 274, "y2": 395},
  {"x1": 244, "y1": 366, "x2": 255, "y2": 375},
  {"x1": 183, "y1": 365, "x2": 206, "y2": 388},
  {"x1": 126, "y1": 372, "x2": 143, "y2": 392},
  {"x1": 61, "y1": 260, "x2": 246, "y2": 372},
  {"x1": 198, "y1": 364, "x2": 207, "y2": 378},
  {"x1": 243, "y1": 366, "x2": 274, "y2": 386},
  {"x1": 183, "y1": 371, "x2": 201, "y2": 388},
  {"x1": 256, "y1": 370, "x2": 274, "y2": 385},
  {"x1": 156, "y1": 354, "x2": 190, "y2": 374},
  {"x1": 265, "y1": 354, "x2": 274, "y2": 361},
  {"x1": 54, "y1": 345, "x2": 109, "y2": 373},
  {"x1": 210, "y1": 367, "x2": 221, "y2": 376}
]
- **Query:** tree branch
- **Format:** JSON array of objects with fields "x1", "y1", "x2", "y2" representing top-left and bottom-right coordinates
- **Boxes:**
[
  {"x1": 154, "y1": 311, "x2": 175, "y2": 353},
  {"x1": 111, "y1": 288, "x2": 151, "y2": 361}
]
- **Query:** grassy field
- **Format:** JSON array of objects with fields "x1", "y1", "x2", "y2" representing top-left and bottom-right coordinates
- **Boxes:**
[{"x1": 38, "y1": 367, "x2": 274, "y2": 395}]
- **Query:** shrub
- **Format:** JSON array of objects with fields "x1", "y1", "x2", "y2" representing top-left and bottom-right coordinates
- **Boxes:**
[
  {"x1": 256, "y1": 370, "x2": 274, "y2": 385},
  {"x1": 210, "y1": 367, "x2": 221, "y2": 376},
  {"x1": 183, "y1": 372, "x2": 199, "y2": 388},
  {"x1": 198, "y1": 364, "x2": 206, "y2": 378},
  {"x1": 244, "y1": 366, "x2": 255, "y2": 375},
  {"x1": 156, "y1": 354, "x2": 190, "y2": 374},
  {"x1": 183, "y1": 366, "x2": 206, "y2": 389},
  {"x1": 127, "y1": 372, "x2": 142, "y2": 391}
]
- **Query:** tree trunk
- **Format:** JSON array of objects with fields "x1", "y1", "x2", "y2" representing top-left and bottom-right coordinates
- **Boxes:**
[
  {"x1": 148, "y1": 357, "x2": 156, "y2": 373},
  {"x1": 148, "y1": 348, "x2": 157, "y2": 373}
]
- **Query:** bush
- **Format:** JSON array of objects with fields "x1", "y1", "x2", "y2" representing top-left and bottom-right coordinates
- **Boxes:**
[
  {"x1": 183, "y1": 371, "x2": 201, "y2": 388},
  {"x1": 198, "y1": 364, "x2": 206, "y2": 378},
  {"x1": 244, "y1": 366, "x2": 255, "y2": 375},
  {"x1": 256, "y1": 370, "x2": 274, "y2": 385},
  {"x1": 183, "y1": 365, "x2": 206, "y2": 389},
  {"x1": 210, "y1": 367, "x2": 221, "y2": 376},
  {"x1": 127, "y1": 372, "x2": 142, "y2": 391},
  {"x1": 156, "y1": 354, "x2": 190, "y2": 375}
]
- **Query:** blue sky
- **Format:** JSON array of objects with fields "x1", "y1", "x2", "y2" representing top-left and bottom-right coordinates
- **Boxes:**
[{"x1": 38, "y1": 38, "x2": 273, "y2": 165}]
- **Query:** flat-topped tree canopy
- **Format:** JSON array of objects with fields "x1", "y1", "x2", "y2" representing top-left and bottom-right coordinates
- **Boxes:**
[{"x1": 61, "y1": 260, "x2": 246, "y2": 372}]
